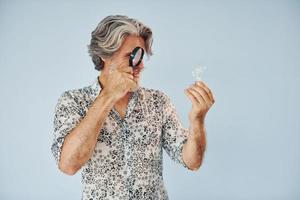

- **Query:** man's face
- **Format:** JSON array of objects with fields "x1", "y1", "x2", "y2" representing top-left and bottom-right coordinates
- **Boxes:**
[{"x1": 103, "y1": 35, "x2": 146, "y2": 86}]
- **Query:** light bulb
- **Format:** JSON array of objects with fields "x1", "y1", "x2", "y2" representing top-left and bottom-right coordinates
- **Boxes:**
[{"x1": 192, "y1": 65, "x2": 207, "y2": 81}]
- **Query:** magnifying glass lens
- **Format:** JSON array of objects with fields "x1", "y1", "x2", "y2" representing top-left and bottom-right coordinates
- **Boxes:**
[
  {"x1": 130, "y1": 47, "x2": 144, "y2": 68},
  {"x1": 132, "y1": 49, "x2": 143, "y2": 66}
]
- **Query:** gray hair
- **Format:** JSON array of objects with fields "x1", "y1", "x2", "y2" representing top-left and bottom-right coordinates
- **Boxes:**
[{"x1": 87, "y1": 15, "x2": 153, "y2": 71}]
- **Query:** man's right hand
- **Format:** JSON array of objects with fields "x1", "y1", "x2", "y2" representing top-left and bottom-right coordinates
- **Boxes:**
[{"x1": 101, "y1": 59, "x2": 137, "y2": 102}]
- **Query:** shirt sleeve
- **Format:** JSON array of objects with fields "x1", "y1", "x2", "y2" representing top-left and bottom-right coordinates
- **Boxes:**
[
  {"x1": 51, "y1": 91, "x2": 83, "y2": 165},
  {"x1": 160, "y1": 91, "x2": 193, "y2": 170}
]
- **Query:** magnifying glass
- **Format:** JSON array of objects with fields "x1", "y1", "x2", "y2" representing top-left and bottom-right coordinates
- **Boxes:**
[{"x1": 129, "y1": 46, "x2": 144, "y2": 69}]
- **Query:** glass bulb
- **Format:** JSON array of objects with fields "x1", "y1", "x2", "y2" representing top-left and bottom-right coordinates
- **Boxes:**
[{"x1": 192, "y1": 65, "x2": 207, "y2": 81}]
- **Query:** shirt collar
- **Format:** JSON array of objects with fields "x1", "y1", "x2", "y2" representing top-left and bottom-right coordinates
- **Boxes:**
[{"x1": 90, "y1": 75, "x2": 102, "y2": 98}]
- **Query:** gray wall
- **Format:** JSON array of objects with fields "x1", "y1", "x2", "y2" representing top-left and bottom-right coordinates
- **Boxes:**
[{"x1": 0, "y1": 0, "x2": 299, "y2": 199}]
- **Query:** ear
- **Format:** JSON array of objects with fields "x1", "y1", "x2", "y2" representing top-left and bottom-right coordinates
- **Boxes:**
[
  {"x1": 100, "y1": 57, "x2": 106, "y2": 63},
  {"x1": 101, "y1": 57, "x2": 109, "y2": 68},
  {"x1": 101, "y1": 57, "x2": 111, "y2": 72}
]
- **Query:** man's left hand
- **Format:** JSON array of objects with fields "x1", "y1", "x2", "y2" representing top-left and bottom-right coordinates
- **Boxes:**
[{"x1": 184, "y1": 81, "x2": 215, "y2": 124}]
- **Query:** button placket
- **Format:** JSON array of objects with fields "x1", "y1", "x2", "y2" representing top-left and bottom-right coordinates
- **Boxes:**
[{"x1": 121, "y1": 120, "x2": 134, "y2": 199}]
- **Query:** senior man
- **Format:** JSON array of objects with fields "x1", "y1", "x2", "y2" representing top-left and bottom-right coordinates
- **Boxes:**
[{"x1": 51, "y1": 15, "x2": 215, "y2": 200}]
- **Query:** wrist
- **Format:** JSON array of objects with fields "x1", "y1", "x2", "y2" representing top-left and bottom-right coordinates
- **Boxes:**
[
  {"x1": 189, "y1": 116, "x2": 205, "y2": 126},
  {"x1": 98, "y1": 90, "x2": 117, "y2": 106}
]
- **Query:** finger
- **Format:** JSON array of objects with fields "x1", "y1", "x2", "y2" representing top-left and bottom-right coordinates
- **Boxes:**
[
  {"x1": 110, "y1": 59, "x2": 129, "y2": 72},
  {"x1": 122, "y1": 72, "x2": 134, "y2": 80},
  {"x1": 184, "y1": 89, "x2": 198, "y2": 105},
  {"x1": 196, "y1": 81, "x2": 215, "y2": 103},
  {"x1": 115, "y1": 59, "x2": 133, "y2": 73},
  {"x1": 108, "y1": 61, "x2": 121, "y2": 71},
  {"x1": 121, "y1": 66, "x2": 133, "y2": 74},
  {"x1": 191, "y1": 85, "x2": 212, "y2": 105},
  {"x1": 187, "y1": 87, "x2": 206, "y2": 105},
  {"x1": 127, "y1": 78, "x2": 137, "y2": 89},
  {"x1": 114, "y1": 58, "x2": 127, "y2": 68}
]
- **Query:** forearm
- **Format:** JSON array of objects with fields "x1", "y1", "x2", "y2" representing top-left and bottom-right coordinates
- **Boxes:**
[
  {"x1": 182, "y1": 121, "x2": 206, "y2": 171},
  {"x1": 59, "y1": 90, "x2": 115, "y2": 175}
]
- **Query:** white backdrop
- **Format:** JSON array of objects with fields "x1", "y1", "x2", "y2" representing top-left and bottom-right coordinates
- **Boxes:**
[{"x1": 0, "y1": 0, "x2": 299, "y2": 199}]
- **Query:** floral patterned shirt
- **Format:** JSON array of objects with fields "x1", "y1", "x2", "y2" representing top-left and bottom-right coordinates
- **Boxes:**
[{"x1": 51, "y1": 76, "x2": 192, "y2": 200}]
